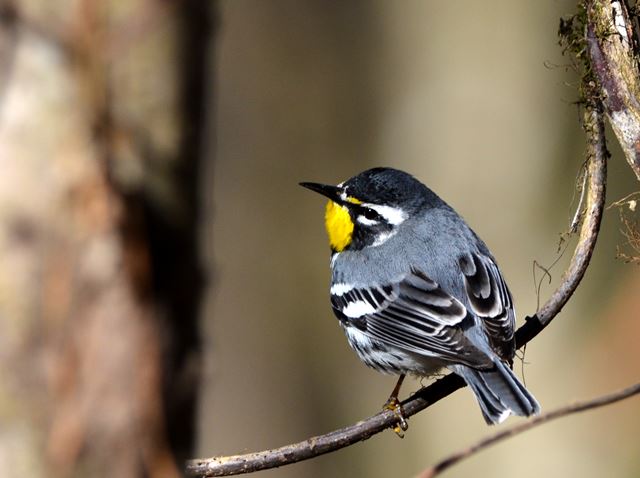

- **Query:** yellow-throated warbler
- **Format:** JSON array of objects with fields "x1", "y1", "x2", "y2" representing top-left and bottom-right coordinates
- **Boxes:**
[{"x1": 301, "y1": 167, "x2": 540, "y2": 425}]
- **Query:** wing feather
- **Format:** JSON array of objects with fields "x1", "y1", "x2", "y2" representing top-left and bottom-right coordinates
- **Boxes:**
[
  {"x1": 330, "y1": 268, "x2": 492, "y2": 367},
  {"x1": 459, "y1": 252, "x2": 516, "y2": 360}
]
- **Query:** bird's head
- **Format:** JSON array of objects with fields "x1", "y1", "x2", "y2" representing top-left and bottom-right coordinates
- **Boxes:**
[{"x1": 301, "y1": 167, "x2": 435, "y2": 253}]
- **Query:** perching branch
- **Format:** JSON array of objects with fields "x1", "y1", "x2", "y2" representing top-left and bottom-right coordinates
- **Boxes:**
[
  {"x1": 184, "y1": 106, "x2": 608, "y2": 477},
  {"x1": 417, "y1": 381, "x2": 640, "y2": 478}
]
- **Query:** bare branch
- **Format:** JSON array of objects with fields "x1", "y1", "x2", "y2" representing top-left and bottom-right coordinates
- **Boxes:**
[
  {"x1": 417, "y1": 381, "x2": 640, "y2": 478},
  {"x1": 184, "y1": 106, "x2": 608, "y2": 477}
]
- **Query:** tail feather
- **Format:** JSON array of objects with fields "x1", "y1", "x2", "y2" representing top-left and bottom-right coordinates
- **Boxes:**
[{"x1": 453, "y1": 361, "x2": 541, "y2": 425}]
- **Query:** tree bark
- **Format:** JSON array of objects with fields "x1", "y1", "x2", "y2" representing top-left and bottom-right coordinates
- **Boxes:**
[{"x1": 0, "y1": 1, "x2": 212, "y2": 476}]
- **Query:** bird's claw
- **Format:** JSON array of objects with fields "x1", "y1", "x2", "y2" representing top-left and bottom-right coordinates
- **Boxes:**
[{"x1": 384, "y1": 397, "x2": 408, "y2": 438}]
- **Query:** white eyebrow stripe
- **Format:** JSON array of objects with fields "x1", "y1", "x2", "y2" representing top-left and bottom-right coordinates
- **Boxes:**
[{"x1": 363, "y1": 204, "x2": 407, "y2": 225}]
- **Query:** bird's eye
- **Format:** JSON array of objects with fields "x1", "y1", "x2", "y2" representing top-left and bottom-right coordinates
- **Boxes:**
[{"x1": 363, "y1": 208, "x2": 379, "y2": 221}]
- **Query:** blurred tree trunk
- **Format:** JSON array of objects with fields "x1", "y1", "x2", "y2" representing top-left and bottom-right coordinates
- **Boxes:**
[{"x1": 0, "y1": 1, "x2": 212, "y2": 476}]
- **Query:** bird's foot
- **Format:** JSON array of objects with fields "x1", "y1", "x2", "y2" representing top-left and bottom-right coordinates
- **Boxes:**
[{"x1": 384, "y1": 397, "x2": 408, "y2": 438}]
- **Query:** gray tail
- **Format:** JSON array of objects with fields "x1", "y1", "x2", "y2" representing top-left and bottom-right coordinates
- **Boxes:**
[{"x1": 453, "y1": 361, "x2": 541, "y2": 425}]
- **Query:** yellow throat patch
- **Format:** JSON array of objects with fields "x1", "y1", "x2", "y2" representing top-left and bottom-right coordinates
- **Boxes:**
[{"x1": 324, "y1": 200, "x2": 354, "y2": 252}]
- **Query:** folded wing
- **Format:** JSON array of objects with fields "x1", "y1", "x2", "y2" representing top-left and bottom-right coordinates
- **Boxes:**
[
  {"x1": 331, "y1": 268, "x2": 492, "y2": 368},
  {"x1": 458, "y1": 252, "x2": 516, "y2": 361}
]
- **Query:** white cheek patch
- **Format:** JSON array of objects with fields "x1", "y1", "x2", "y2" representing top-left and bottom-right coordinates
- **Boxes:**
[
  {"x1": 342, "y1": 300, "x2": 376, "y2": 318},
  {"x1": 365, "y1": 204, "x2": 407, "y2": 225}
]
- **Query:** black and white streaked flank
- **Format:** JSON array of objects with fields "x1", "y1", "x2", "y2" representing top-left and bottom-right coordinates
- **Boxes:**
[{"x1": 301, "y1": 167, "x2": 540, "y2": 424}]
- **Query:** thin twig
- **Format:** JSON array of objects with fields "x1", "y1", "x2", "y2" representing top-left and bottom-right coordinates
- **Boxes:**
[
  {"x1": 418, "y1": 381, "x2": 640, "y2": 478},
  {"x1": 184, "y1": 107, "x2": 608, "y2": 477},
  {"x1": 607, "y1": 191, "x2": 640, "y2": 210}
]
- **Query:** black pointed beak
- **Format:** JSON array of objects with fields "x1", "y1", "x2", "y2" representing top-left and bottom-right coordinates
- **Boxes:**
[{"x1": 299, "y1": 182, "x2": 343, "y2": 202}]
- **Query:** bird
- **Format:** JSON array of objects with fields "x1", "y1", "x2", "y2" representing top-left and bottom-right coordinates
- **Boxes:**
[{"x1": 300, "y1": 167, "x2": 540, "y2": 427}]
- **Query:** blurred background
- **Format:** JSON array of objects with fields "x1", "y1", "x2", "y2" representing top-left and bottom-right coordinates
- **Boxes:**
[{"x1": 1, "y1": 1, "x2": 639, "y2": 477}]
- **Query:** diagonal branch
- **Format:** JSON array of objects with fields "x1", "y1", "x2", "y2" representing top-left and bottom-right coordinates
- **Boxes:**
[
  {"x1": 417, "y1": 381, "x2": 640, "y2": 478},
  {"x1": 184, "y1": 107, "x2": 608, "y2": 477}
]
